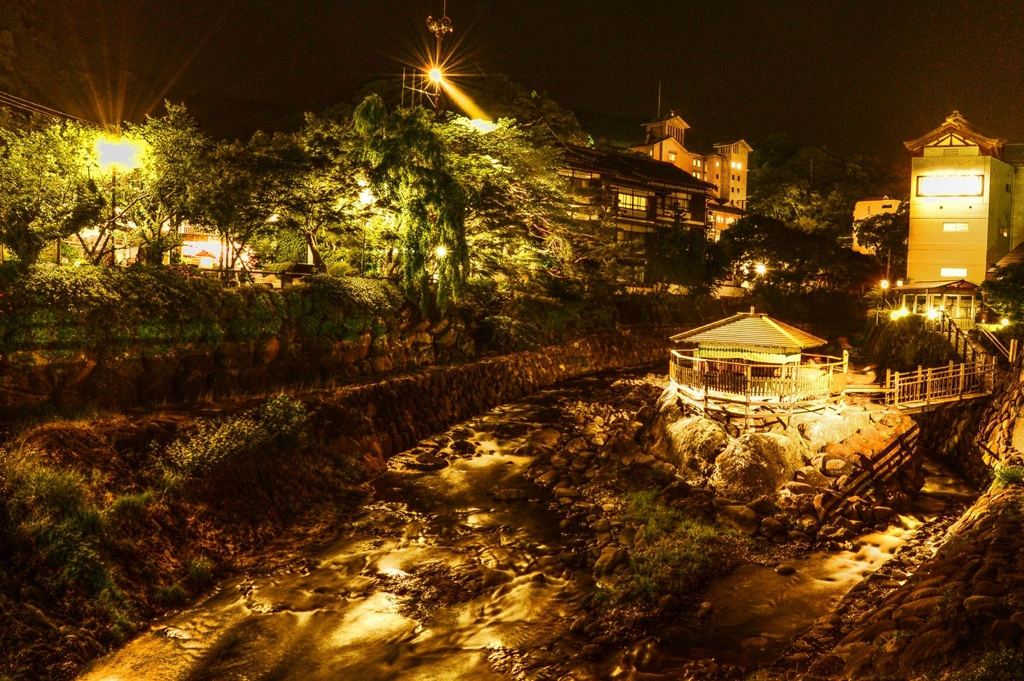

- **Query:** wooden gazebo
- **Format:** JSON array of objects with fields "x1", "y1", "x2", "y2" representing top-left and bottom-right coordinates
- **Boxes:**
[{"x1": 669, "y1": 310, "x2": 848, "y2": 430}]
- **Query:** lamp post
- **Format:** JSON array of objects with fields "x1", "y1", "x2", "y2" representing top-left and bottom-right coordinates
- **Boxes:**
[
  {"x1": 426, "y1": 2, "x2": 453, "y2": 118},
  {"x1": 94, "y1": 135, "x2": 145, "y2": 264},
  {"x1": 359, "y1": 188, "x2": 376, "y2": 275}
]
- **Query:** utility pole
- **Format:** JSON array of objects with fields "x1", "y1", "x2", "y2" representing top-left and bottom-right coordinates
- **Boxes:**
[{"x1": 426, "y1": 1, "x2": 453, "y2": 118}]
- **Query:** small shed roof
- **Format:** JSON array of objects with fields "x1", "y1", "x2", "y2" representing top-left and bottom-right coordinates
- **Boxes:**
[{"x1": 671, "y1": 312, "x2": 826, "y2": 349}]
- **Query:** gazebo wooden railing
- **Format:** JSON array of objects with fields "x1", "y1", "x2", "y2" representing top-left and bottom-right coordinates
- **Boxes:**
[{"x1": 670, "y1": 350, "x2": 848, "y2": 402}]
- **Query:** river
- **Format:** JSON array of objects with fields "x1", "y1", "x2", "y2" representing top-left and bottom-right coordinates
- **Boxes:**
[{"x1": 79, "y1": 371, "x2": 977, "y2": 680}]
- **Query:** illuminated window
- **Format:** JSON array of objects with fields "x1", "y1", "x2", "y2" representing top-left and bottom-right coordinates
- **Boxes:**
[
  {"x1": 716, "y1": 161, "x2": 720, "y2": 167},
  {"x1": 940, "y1": 267, "x2": 968, "y2": 278},
  {"x1": 942, "y1": 223, "x2": 969, "y2": 232},
  {"x1": 668, "y1": 151, "x2": 677, "y2": 162},
  {"x1": 617, "y1": 193, "x2": 648, "y2": 213},
  {"x1": 736, "y1": 162, "x2": 742, "y2": 170},
  {"x1": 917, "y1": 175, "x2": 984, "y2": 197}
]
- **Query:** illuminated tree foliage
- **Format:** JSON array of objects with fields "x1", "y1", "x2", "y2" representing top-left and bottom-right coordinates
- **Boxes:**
[
  {"x1": 983, "y1": 261, "x2": 1024, "y2": 322},
  {"x1": 0, "y1": 117, "x2": 102, "y2": 268},
  {"x1": 854, "y1": 202, "x2": 909, "y2": 271},
  {"x1": 354, "y1": 95, "x2": 469, "y2": 311}
]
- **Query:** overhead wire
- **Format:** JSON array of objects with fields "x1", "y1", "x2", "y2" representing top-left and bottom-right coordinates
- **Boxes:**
[{"x1": 0, "y1": 88, "x2": 96, "y2": 125}]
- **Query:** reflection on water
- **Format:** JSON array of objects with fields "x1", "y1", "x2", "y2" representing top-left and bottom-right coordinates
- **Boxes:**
[
  {"x1": 79, "y1": 380, "x2": 979, "y2": 680},
  {"x1": 650, "y1": 454, "x2": 977, "y2": 668},
  {"x1": 80, "y1": 393, "x2": 584, "y2": 681}
]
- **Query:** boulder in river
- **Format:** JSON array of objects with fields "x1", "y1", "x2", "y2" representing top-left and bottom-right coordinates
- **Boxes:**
[
  {"x1": 711, "y1": 432, "x2": 808, "y2": 502},
  {"x1": 646, "y1": 388, "x2": 729, "y2": 481}
]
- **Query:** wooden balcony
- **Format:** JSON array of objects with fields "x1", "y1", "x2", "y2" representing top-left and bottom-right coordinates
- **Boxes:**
[{"x1": 669, "y1": 350, "x2": 848, "y2": 404}]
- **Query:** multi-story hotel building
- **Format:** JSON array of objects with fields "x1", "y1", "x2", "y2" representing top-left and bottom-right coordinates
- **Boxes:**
[
  {"x1": 630, "y1": 113, "x2": 752, "y2": 212},
  {"x1": 904, "y1": 112, "x2": 1024, "y2": 286}
]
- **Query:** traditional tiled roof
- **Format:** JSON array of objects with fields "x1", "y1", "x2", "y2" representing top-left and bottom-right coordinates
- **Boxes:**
[
  {"x1": 563, "y1": 144, "x2": 714, "y2": 191},
  {"x1": 895, "y1": 279, "x2": 979, "y2": 292},
  {"x1": 904, "y1": 111, "x2": 1005, "y2": 155},
  {"x1": 671, "y1": 312, "x2": 826, "y2": 349}
]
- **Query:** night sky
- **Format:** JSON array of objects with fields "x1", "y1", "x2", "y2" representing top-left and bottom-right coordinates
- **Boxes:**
[{"x1": 5, "y1": 0, "x2": 1024, "y2": 159}]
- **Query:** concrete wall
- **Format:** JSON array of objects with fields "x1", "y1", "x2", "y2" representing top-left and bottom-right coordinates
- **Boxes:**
[{"x1": 908, "y1": 154, "x2": 1013, "y2": 284}]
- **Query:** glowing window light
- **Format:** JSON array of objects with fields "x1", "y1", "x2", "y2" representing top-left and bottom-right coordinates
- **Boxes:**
[
  {"x1": 1002, "y1": 318, "x2": 1011, "y2": 326},
  {"x1": 940, "y1": 267, "x2": 968, "y2": 278},
  {"x1": 916, "y1": 175, "x2": 984, "y2": 197}
]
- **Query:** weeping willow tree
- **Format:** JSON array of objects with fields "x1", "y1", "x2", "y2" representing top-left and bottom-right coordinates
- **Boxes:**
[{"x1": 353, "y1": 95, "x2": 469, "y2": 312}]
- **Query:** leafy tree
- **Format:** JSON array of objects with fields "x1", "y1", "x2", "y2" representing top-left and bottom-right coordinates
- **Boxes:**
[
  {"x1": 747, "y1": 136, "x2": 903, "y2": 238},
  {"x1": 0, "y1": 117, "x2": 102, "y2": 269},
  {"x1": 646, "y1": 225, "x2": 728, "y2": 294},
  {"x1": 983, "y1": 261, "x2": 1024, "y2": 321},
  {"x1": 855, "y1": 202, "x2": 909, "y2": 272},
  {"x1": 354, "y1": 95, "x2": 469, "y2": 311},
  {"x1": 720, "y1": 214, "x2": 873, "y2": 292},
  {"x1": 436, "y1": 117, "x2": 577, "y2": 291},
  {"x1": 259, "y1": 115, "x2": 368, "y2": 273}
]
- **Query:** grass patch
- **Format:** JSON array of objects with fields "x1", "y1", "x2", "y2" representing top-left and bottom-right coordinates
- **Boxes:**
[
  {"x1": 993, "y1": 464, "x2": 1024, "y2": 489},
  {"x1": 108, "y1": 490, "x2": 155, "y2": 523},
  {"x1": 607, "y1": 490, "x2": 728, "y2": 606},
  {"x1": 154, "y1": 582, "x2": 189, "y2": 608},
  {"x1": 956, "y1": 650, "x2": 1024, "y2": 681}
]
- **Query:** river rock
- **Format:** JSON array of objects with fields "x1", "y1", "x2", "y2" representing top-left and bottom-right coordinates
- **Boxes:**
[
  {"x1": 900, "y1": 629, "x2": 958, "y2": 666},
  {"x1": 658, "y1": 594, "x2": 680, "y2": 611},
  {"x1": 719, "y1": 505, "x2": 761, "y2": 535},
  {"x1": 712, "y1": 433, "x2": 805, "y2": 502},
  {"x1": 646, "y1": 388, "x2": 729, "y2": 479}
]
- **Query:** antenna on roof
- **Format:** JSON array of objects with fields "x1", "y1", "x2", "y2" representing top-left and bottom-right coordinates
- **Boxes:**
[{"x1": 657, "y1": 80, "x2": 662, "y2": 119}]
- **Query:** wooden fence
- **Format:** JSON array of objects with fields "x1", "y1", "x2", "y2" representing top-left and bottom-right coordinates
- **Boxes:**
[
  {"x1": 669, "y1": 350, "x2": 847, "y2": 402},
  {"x1": 884, "y1": 360, "x2": 995, "y2": 408}
]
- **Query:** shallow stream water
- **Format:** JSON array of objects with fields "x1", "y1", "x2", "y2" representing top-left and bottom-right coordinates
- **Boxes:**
[{"x1": 79, "y1": 376, "x2": 978, "y2": 681}]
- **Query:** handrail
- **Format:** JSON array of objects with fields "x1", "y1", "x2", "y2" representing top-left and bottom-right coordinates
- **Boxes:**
[
  {"x1": 669, "y1": 350, "x2": 848, "y2": 402},
  {"x1": 978, "y1": 327, "x2": 1011, "y2": 361},
  {"x1": 884, "y1": 359, "x2": 994, "y2": 407},
  {"x1": 925, "y1": 310, "x2": 990, "y2": 366}
]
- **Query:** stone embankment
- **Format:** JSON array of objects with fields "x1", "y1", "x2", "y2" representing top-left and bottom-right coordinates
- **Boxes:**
[
  {"x1": 645, "y1": 387, "x2": 922, "y2": 546},
  {"x1": 771, "y1": 355, "x2": 1024, "y2": 680},
  {"x1": 311, "y1": 326, "x2": 680, "y2": 464},
  {"x1": 0, "y1": 313, "x2": 481, "y2": 414}
]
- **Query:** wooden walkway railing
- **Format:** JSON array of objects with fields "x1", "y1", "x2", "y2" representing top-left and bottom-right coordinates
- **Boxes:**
[
  {"x1": 924, "y1": 310, "x2": 990, "y2": 365},
  {"x1": 670, "y1": 350, "x2": 847, "y2": 402},
  {"x1": 883, "y1": 360, "x2": 995, "y2": 409}
]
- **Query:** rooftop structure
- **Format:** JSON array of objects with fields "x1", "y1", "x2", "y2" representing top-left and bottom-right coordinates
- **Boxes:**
[{"x1": 669, "y1": 311, "x2": 847, "y2": 431}]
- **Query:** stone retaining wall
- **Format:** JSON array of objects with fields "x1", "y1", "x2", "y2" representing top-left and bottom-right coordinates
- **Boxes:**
[{"x1": 309, "y1": 325, "x2": 681, "y2": 465}]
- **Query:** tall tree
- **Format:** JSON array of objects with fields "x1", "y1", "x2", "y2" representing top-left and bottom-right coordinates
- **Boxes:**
[
  {"x1": 354, "y1": 95, "x2": 469, "y2": 311},
  {"x1": 854, "y1": 202, "x2": 909, "y2": 273},
  {"x1": 0, "y1": 117, "x2": 102, "y2": 269}
]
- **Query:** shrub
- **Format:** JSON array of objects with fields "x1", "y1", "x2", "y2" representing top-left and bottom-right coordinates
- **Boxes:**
[
  {"x1": 186, "y1": 555, "x2": 215, "y2": 589},
  {"x1": 993, "y1": 464, "x2": 1024, "y2": 488},
  {"x1": 108, "y1": 490, "x2": 155, "y2": 523},
  {"x1": 167, "y1": 395, "x2": 310, "y2": 476},
  {"x1": 958, "y1": 650, "x2": 1024, "y2": 681},
  {"x1": 608, "y1": 490, "x2": 726, "y2": 605}
]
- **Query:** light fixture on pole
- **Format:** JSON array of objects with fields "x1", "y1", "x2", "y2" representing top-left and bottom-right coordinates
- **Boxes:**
[
  {"x1": 424, "y1": 1, "x2": 453, "y2": 117},
  {"x1": 359, "y1": 186, "x2": 376, "y2": 275},
  {"x1": 94, "y1": 134, "x2": 146, "y2": 264}
]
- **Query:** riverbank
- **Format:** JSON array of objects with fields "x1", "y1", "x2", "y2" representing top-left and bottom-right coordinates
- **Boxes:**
[
  {"x1": 0, "y1": 326, "x2": 679, "y2": 681},
  {"x1": 77, "y1": 367, "x2": 959, "y2": 681}
]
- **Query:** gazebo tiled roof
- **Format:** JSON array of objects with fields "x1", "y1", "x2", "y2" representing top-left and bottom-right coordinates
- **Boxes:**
[{"x1": 671, "y1": 312, "x2": 826, "y2": 349}]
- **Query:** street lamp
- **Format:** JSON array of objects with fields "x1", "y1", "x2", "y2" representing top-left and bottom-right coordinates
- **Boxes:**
[
  {"x1": 359, "y1": 187, "x2": 376, "y2": 275},
  {"x1": 435, "y1": 245, "x2": 448, "y2": 259},
  {"x1": 93, "y1": 134, "x2": 146, "y2": 264},
  {"x1": 879, "y1": 279, "x2": 890, "y2": 290},
  {"x1": 755, "y1": 263, "x2": 767, "y2": 275}
]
